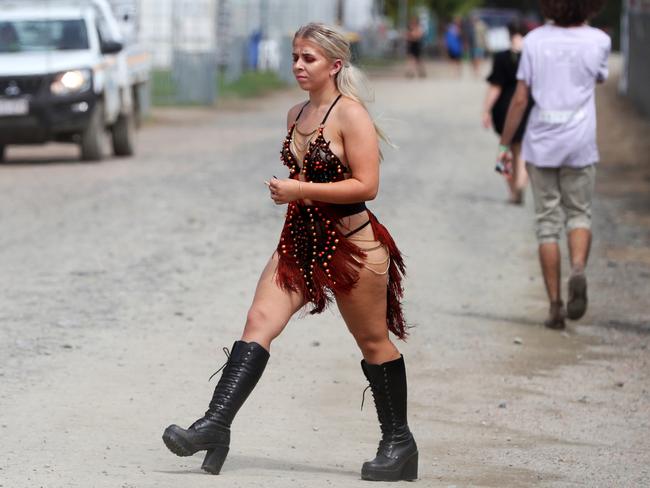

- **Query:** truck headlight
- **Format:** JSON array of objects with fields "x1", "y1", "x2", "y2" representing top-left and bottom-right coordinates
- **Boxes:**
[{"x1": 50, "y1": 69, "x2": 92, "y2": 96}]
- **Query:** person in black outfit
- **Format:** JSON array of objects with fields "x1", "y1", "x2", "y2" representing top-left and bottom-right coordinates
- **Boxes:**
[
  {"x1": 405, "y1": 16, "x2": 426, "y2": 78},
  {"x1": 482, "y1": 21, "x2": 533, "y2": 204}
]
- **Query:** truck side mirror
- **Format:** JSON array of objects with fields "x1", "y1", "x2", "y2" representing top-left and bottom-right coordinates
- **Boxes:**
[{"x1": 101, "y1": 40, "x2": 123, "y2": 55}]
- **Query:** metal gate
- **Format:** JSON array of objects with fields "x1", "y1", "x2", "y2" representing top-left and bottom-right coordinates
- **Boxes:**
[
  {"x1": 620, "y1": 0, "x2": 650, "y2": 117},
  {"x1": 141, "y1": 0, "x2": 219, "y2": 105}
]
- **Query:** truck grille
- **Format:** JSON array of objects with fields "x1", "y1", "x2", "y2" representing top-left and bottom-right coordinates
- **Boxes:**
[{"x1": 0, "y1": 76, "x2": 45, "y2": 97}]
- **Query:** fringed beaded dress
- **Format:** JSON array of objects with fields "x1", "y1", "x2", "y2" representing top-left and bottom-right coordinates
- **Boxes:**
[{"x1": 275, "y1": 95, "x2": 408, "y2": 339}]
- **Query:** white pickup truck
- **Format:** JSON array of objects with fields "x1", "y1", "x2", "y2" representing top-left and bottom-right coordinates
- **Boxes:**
[{"x1": 0, "y1": 0, "x2": 150, "y2": 161}]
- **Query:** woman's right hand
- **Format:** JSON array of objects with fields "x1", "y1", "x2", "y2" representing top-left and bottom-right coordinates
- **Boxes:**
[
  {"x1": 268, "y1": 177, "x2": 300, "y2": 205},
  {"x1": 482, "y1": 111, "x2": 492, "y2": 129}
]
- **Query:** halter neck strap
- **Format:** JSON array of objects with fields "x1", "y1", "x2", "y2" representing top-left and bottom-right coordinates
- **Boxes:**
[
  {"x1": 294, "y1": 94, "x2": 343, "y2": 126},
  {"x1": 320, "y1": 94, "x2": 342, "y2": 125},
  {"x1": 294, "y1": 101, "x2": 310, "y2": 123}
]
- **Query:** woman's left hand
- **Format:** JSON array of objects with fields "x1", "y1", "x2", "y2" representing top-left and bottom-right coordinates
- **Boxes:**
[
  {"x1": 496, "y1": 144, "x2": 513, "y2": 176},
  {"x1": 268, "y1": 177, "x2": 300, "y2": 205}
]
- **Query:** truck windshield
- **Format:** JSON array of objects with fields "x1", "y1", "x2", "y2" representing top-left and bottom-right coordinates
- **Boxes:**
[{"x1": 0, "y1": 19, "x2": 89, "y2": 53}]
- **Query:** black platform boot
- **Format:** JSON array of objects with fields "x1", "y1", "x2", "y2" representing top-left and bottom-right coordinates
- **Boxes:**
[
  {"x1": 361, "y1": 355, "x2": 418, "y2": 481},
  {"x1": 162, "y1": 340, "x2": 269, "y2": 474}
]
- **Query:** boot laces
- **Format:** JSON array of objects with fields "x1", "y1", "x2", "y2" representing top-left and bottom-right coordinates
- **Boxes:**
[
  {"x1": 361, "y1": 385, "x2": 393, "y2": 435},
  {"x1": 208, "y1": 347, "x2": 231, "y2": 382},
  {"x1": 360, "y1": 385, "x2": 371, "y2": 411}
]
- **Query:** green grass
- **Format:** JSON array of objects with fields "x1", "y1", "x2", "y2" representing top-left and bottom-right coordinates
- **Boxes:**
[
  {"x1": 357, "y1": 56, "x2": 400, "y2": 70},
  {"x1": 151, "y1": 69, "x2": 177, "y2": 106},
  {"x1": 218, "y1": 70, "x2": 286, "y2": 99},
  {"x1": 150, "y1": 69, "x2": 287, "y2": 106}
]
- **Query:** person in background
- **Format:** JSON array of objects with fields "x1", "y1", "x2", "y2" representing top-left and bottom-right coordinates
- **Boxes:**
[
  {"x1": 482, "y1": 20, "x2": 532, "y2": 204},
  {"x1": 405, "y1": 16, "x2": 426, "y2": 78},
  {"x1": 0, "y1": 23, "x2": 19, "y2": 52},
  {"x1": 497, "y1": 0, "x2": 610, "y2": 329},
  {"x1": 471, "y1": 15, "x2": 488, "y2": 75},
  {"x1": 444, "y1": 17, "x2": 463, "y2": 76},
  {"x1": 463, "y1": 14, "x2": 487, "y2": 76}
]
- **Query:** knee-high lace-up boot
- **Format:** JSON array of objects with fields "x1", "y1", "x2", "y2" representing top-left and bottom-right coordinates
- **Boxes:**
[
  {"x1": 361, "y1": 355, "x2": 418, "y2": 481},
  {"x1": 162, "y1": 340, "x2": 269, "y2": 474}
]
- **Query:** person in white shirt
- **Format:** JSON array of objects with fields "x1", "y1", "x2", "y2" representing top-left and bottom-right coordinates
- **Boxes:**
[{"x1": 497, "y1": 0, "x2": 610, "y2": 329}]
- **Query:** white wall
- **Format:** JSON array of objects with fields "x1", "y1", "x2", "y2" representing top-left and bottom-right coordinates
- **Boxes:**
[
  {"x1": 227, "y1": 0, "x2": 339, "y2": 38},
  {"x1": 136, "y1": 0, "x2": 377, "y2": 70},
  {"x1": 343, "y1": 0, "x2": 375, "y2": 32},
  {"x1": 138, "y1": 0, "x2": 173, "y2": 67}
]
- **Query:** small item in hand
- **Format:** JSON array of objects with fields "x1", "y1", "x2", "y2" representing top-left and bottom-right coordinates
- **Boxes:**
[
  {"x1": 495, "y1": 161, "x2": 510, "y2": 174},
  {"x1": 495, "y1": 144, "x2": 512, "y2": 175}
]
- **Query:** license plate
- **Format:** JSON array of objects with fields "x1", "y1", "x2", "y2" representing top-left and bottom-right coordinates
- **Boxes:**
[{"x1": 0, "y1": 98, "x2": 29, "y2": 116}]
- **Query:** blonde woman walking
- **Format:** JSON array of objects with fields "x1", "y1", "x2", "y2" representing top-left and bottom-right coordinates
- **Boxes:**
[{"x1": 162, "y1": 23, "x2": 418, "y2": 482}]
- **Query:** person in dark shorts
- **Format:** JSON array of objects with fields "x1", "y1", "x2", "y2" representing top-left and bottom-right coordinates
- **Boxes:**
[
  {"x1": 405, "y1": 16, "x2": 425, "y2": 78},
  {"x1": 483, "y1": 21, "x2": 533, "y2": 204}
]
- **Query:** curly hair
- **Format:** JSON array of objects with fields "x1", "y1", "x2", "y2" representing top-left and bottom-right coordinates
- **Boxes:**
[{"x1": 539, "y1": 0, "x2": 606, "y2": 27}]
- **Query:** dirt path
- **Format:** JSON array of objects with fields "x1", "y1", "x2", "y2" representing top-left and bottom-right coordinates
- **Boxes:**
[{"x1": 0, "y1": 60, "x2": 648, "y2": 487}]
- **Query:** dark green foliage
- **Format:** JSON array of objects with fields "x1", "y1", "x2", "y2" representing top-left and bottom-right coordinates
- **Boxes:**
[
  {"x1": 383, "y1": 0, "x2": 482, "y2": 22},
  {"x1": 382, "y1": 0, "x2": 620, "y2": 27}
]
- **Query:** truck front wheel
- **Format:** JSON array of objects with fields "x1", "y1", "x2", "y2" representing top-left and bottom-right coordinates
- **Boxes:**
[
  {"x1": 80, "y1": 101, "x2": 105, "y2": 161},
  {"x1": 111, "y1": 111, "x2": 135, "y2": 157}
]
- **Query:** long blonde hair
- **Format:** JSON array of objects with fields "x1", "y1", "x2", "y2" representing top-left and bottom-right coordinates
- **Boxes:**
[{"x1": 293, "y1": 23, "x2": 391, "y2": 152}]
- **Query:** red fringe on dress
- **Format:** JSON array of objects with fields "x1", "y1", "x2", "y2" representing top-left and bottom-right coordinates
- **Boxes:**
[{"x1": 275, "y1": 203, "x2": 408, "y2": 340}]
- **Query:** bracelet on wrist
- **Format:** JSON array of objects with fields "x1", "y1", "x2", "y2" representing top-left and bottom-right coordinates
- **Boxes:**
[{"x1": 498, "y1": 144, "x2": 510, "y2": 152}]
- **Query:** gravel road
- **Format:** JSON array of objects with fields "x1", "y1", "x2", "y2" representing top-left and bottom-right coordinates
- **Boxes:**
[{"x1": 1, "y1": 61, "x2": 648, "y2": 488}]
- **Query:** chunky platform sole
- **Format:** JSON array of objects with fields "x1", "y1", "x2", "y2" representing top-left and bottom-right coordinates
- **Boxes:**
[
  {"x1": 162, "y1": 426, "x2": 198, "y2": 457},
  {"x1": 567, "y1": 273, "x2": 587, "y2": 320},
  {"x1": 162, "y1": 425, "x2": 230, "y2": 475},
  {"x1": 361, "y1": 451, "x2": 418, "y2": 482}
]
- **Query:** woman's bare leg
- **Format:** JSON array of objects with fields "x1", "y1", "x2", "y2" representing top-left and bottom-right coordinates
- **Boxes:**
[
  {"x1": 416, "y1": 58, "x2": 426, "y2": 77},
  {"x1": 241, "y1": 252, "x2": 305, "y2": 351},
  {"x1": 162, "y1": 251, "x2": 303, "y2": 474},
  {"x1": 334, "y1": 224, "x2": 400, "y2": 365},
  {"x1": 405, "y1": 55, "x2": 416, "y2": 77},
  {"x1": 336, "y1": 222, "x2": 418, "y2": 481}
]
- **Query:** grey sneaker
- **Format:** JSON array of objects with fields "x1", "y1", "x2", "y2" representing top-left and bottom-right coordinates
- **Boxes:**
[
  {"x1": 544, "y1": 301, "x2": 566, "y2": 330},
  {"x1": 567, "y1": 272, "x2": 588, "y2": 320}
]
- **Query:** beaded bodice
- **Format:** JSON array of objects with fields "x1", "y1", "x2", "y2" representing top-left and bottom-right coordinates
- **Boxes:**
[
  {"x1": 280, "y1": 95, "x2": 349, "y2": 184},
  {"x1": 281, "y1": 126, "x2": 349, "y2": 183}
]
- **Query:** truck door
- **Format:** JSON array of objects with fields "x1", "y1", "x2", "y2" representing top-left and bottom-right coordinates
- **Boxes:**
[{"x1": 94, "y1": 12, "x2": 120, "y2": 123}]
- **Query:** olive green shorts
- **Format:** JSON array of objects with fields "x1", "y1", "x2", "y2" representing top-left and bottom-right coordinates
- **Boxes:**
[{"x1": 526, "y1": 163, "x2": 596, "y2": 244}]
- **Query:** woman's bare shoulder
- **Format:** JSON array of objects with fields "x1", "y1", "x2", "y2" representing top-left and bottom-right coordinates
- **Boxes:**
[{"x1": 337, "y1": 97, "x2": 373, "y2": 126}]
